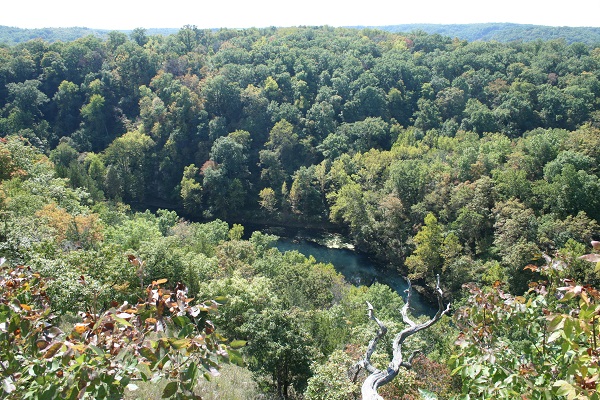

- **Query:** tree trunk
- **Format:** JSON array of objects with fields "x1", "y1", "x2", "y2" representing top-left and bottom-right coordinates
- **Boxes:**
[{"x1": 354, "y1": 275, "x2": 450, "y2": 400}]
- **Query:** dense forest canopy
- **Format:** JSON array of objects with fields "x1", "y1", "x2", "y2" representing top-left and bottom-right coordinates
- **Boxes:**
[
  {"x1": 3, "y1": 23, "x2": 600, "y2": 46},
  {"x1": 369, "y1": 23, "x2": 600, "y2": 45},
  {"x1": 2, "y1": 25, "x2": 600, "y2": 398}
]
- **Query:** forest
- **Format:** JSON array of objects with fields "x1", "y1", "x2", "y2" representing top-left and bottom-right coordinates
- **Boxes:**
[
  {"x1": 375, "y1": 23, "x2": 600, "y2": 45},
  {"x1": 1, "y1": 25, "x2": 600, "y2": 399}
]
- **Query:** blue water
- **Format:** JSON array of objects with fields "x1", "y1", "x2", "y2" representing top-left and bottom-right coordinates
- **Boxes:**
[{"x1": 274, "y1": 235, "x2": 434, "y2": 317}]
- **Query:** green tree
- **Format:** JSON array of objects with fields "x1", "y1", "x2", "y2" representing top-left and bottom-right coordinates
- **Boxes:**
[
  {"x1": 102, "y1": 130, "x2": 155, "y2": 201},
  {"x1": 180, "y1": 164, "x2": 202, "y2": 215},
  {"x1": 240, "y1": 308, "x2": 320, "y2": 399},
  {"x1": 52, "y1": 80, "x2": 83, "y2": 139},
  {"x1": 1, "y1": 80, "x2": 49, "y2": 145},
  {"x1": 405, "y1": 213, "x2": 444, "y2": 282}
]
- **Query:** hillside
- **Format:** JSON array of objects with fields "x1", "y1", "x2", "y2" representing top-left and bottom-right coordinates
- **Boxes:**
[
  {"x1": 365, "y1": 23, "x2": 600, "y2": 44},
  {"x1": 0, "y1": 25, "x2": 179, "y2": 45},
  {"x1": 2, "y1": 23, "x2": 600, "y2": 45}
]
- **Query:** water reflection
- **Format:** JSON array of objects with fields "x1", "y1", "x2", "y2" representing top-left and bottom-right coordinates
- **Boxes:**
[{"x1": 273, "y1": 234, "x2": 434, "y2": 317}]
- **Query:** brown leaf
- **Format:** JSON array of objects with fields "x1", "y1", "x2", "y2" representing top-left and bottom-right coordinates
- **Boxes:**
[
  {"x1": 74, "y1": 323, "x2": 89, "y2": 335},
  {"x1": 128, "y1": 255, "x2": 140, "y2": 267},
  {"x1": 43, "y1": 342, "x2": 63, "y2": 358}
]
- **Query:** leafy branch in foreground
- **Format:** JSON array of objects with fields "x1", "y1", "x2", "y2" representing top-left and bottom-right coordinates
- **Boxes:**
[
  {"x1": 0, "y1": 258, "x2": 242, "y2": 399},
  {"x1": 350, "y1": 275, "x2": 450, "y2": 400},
  {"x1": 452, "y1": 245, "x2": 600, "y2": 399}
]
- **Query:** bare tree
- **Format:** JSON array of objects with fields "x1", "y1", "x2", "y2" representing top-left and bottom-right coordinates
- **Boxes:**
[{"x1": 351, "y1": 275, "x2": 450, "y2": 400}]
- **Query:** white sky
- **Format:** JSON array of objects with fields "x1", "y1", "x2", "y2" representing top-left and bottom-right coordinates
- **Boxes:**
[{"x1": 2, "y1": 0, "x2": 599, "y2": 30}]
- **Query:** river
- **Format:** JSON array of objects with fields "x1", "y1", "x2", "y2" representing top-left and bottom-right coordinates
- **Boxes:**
[{"x1": 249, "y1": 226, "x2": 434, "y2": 316}]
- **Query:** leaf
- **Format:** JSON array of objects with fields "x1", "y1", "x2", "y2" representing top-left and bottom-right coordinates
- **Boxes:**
[
  {"x1": 43, "y1": 342, "x2": 62, "y2": 358},
  {"x1": 227, "y1": 349, "x2": 244, "y2": 366},
  {"x1": 547, "y1": 330, "x2": 562, "y2": 343},
  {"x1": 229, "y1": 340, "x2": 246, "y2": 349},
  {"x1": 172, "y1": 315, "x2": 189, "y2": 328},
  {"x1": 418, "y1": 388, "x2": 438, "y2": 400},
  {"x1": 2, "y1": 378, "x2": 16, "y2": 393},
  {"x1": 580, "y1": 254, "x2": 600, "y2": 263},
  {"x1": 554, "y1": 380, "x2": 577, "y2": 398},
  {"x1": 89, "y1": 345, "x2": 105, "y2": 357},
  {"x1": 153, "y1": 278, "x2": 168, "y2": 286},
  {"x1": 114, "y1": 316, "x2": 133, "y2": 327},
  {"x1": 162, "y1": 381, "x2": 178, "y2": 398},
  {"x1": 74, "y1": 323, "x2": 89, "y2": 334},
  {"x1": 214, "y1": 296, "x2": 228, "y2": 304},
  {"x1": 136, "y1": 362, "x2": 152, "y2": 380},
  {"x1": 547, "y1": 315, "x2": 565, "y2": 332},
  {"x1": 168, "y1": 338, "x2": 191, "y2": 349},
  {"x1": 126, "y1": 383, "x2": 139, "y2": 391},
  {"x1": 20, "y1": 303, "x2": 31, "y2": 311},
  {"x1": 139, "y1": 346, "x2": 157, "y2": 363},
  {"x1": 184, "y1": 362, "x2": 198, "y2": 383}
]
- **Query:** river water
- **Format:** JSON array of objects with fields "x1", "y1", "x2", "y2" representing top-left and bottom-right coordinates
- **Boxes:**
[{"x1": 251, "y1": 226, "x2": 434, "y2": 316}]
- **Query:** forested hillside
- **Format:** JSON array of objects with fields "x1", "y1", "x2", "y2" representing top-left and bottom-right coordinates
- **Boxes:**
[
  {"x1": 0, "y1": 26, "x2": 180, "y2": 46},
  {"x1": 3, "y1": 23, "x2": 600, "y2": 46},
  {"x1": 371, "y1": 23, "x2": 600, "y2": 45},
  {"x1": 2, "y1": 26, "x2": 600, "y2": 398}
]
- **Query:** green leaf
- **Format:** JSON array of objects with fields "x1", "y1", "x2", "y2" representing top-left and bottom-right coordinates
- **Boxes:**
[
  {"x1": 89, "y1": 345, "x2": 105, "y2": 357},
  {"x1": 184, "y1": 361, "x2": 198, "y2": 383},
  {"x1": 547, "y1": 315, "x2": 565, "y2": 332},
  {"x1": 162, "y1": 381, "x2": 178, "y2": 398},
  {"x1": 554, "y1": 380, "x2": 576, "y2": 399},
  {"x1": 229, "y1": 340, "x2": 246, "y2": 349},
  {"x1": 227, "y1": 349, "x2": 244, "y2": 366},
  {"x1": 139, "y1": 347, "x2": 157, "y2": 363},
  {"x1": 168, "y1": 338, "x2": 191, "y2": 349},
  {"x1": 172, "y1": 315, "x2": 189, "y2": 328},
  {"x1": 114, "y1": 316, "x2": 133, "y2": 327},
  {"x1": 137, "y1": 362, "x2": 153, "y2": 380},
  {"x1": 547, "y1": 330, "x2": 562, "y2": 343}
]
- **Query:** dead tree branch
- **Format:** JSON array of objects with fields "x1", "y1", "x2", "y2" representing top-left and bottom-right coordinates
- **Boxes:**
[{"x1": 353, "y1": 275, "x2": 450, "y2": 400}]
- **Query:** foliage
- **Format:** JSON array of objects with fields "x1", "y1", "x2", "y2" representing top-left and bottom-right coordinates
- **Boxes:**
[
  {"x1": 0, "y1": 261, "x2": 237, "y2": 400},
  {"x1": 451, "y1": 249, "x2": 600, "y2": 399},
  {"x1": 2, "y1": 26, "x2": 600, "y2": 399}
]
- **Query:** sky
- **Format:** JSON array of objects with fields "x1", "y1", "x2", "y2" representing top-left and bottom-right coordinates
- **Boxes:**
[{"x1": 1, "y1": 0, "x2": 599, "y2": 30}]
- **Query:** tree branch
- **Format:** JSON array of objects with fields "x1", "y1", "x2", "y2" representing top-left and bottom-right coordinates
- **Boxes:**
[
  {"x1": 354, "y1": 275, "x2": 450, "y2": 400},
  {"x1": 355, "y1": 301, "x2": 388, "y2": 375}
]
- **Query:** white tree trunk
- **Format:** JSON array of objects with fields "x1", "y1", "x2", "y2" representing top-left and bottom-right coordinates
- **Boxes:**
[{"x1": 354, "y1": 275, "x2": 450, "y2": 400}]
